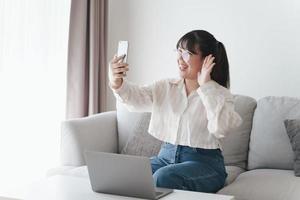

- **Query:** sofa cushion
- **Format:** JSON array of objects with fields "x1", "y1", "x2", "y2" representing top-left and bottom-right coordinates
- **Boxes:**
[
  {"x1": 284, "y1": 119, "x2": 300, "y2": 176},
  {"x1": 224, "y1": 166, "x2": 245, "y2": 186},
  {"x1": 120, "y1": 111, "x2": 163, "y2": 157},
  {"x1": 248, "y1": 96, "x2": 300, "y2": 170},
  {"x1": 116, "y1": 101, "x2": 161, "y2": 153},
  {"x1": 219, "y1": 95, "x2": 257, "y2": 169},
  {"x1": 218, "y1": 169, "x2": 300, "y2": 200}
]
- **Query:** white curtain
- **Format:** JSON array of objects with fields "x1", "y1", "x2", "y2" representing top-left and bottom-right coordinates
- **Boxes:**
[{"x1": 0, "y1": 0, "x2": 71, "y2": 198}]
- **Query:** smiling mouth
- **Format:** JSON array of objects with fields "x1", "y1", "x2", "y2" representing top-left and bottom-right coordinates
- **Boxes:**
[{"x1": 179, "y1": 65, "x2": 188, "y2": 71}]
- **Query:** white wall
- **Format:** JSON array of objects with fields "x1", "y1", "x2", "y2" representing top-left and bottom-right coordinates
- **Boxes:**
[{"x1": 107, "y1": 0, "x2": 300, "y2": 111}]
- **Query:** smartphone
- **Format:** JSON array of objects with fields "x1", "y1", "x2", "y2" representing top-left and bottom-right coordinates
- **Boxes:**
[{"x1": 117, "y1": 40, "x2": 128, "y2": 63}]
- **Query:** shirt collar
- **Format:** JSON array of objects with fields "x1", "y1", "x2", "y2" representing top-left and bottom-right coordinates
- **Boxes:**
[
  {"x1": 169, "y1": 78, "x2": 186, "y2": 97},
  {"x1": 169, "y1": 78, "x2": 199, "y2": 98},
  {"x1": 168, "y1": 78, "x2": 184, "y2": 87}
]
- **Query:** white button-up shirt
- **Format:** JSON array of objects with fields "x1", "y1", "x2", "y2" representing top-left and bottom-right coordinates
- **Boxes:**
[{"x1": 110, "y1": 78, "x2": 242, "y2": 149}]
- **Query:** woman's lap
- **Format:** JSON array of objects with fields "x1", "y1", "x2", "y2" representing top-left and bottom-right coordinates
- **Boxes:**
[{"x1": 149, "y1": 144, "x2": 227, "y2": 193}]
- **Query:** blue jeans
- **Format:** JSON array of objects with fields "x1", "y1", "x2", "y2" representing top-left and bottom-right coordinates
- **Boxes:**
[{"x1": 150, "y1": 142, "x2": 227, "y2": 193}]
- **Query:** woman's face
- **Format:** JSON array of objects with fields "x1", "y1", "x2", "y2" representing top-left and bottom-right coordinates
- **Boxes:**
[{"x1": 177, "y1": 47, "x2": 204, "y2": 80}]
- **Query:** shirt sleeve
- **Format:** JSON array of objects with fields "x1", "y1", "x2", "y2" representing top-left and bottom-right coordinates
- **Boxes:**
[
  {"x1": 109, "y1": 79, "x2": 155, "y2": 112},
  {"x1": 197, "y1": 80, "x2": 243, "y2": 139}
]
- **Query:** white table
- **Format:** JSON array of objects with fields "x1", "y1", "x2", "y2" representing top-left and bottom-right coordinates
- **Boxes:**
[
  {"x1": 0, "y1": 197, "x2": 20, "y2": 200},
  {"x1": 25, "y1": 175, "x2": 234, "y2": 200}
]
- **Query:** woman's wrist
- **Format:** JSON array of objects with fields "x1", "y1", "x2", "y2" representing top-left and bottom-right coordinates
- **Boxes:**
[{"x1": 110, "y1": 79, "x2": 123, "y2": 90}]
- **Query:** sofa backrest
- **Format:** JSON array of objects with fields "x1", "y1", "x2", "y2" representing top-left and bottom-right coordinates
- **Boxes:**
[
  {"x1": 248, "y1": 96, "x2": 300, "y2": 170},
  {"x1": 116, "y1": 94, "x2": 257, "y2": 169}
]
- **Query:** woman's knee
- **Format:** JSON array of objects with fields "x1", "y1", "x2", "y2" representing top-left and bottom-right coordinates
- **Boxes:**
[
  {"x1": 150, "y1": 156, "x2": 165, "y2": 174},
  {"x1": 153, "y1": 167, "x2": 180, "y2": 188}
]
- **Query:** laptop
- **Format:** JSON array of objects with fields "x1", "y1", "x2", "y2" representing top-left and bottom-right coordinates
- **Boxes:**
[{"x1": 84, "y1": 151, "x2": 173, "y2": 200}]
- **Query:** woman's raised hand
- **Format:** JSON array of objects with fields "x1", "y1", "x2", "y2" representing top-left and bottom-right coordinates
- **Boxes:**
[
  {"x1": 197, "y1": 54, "x2": 215, "y2": 86},
  {"x1": 108, "y1": 54, "x2": 129, "y2": 90}
]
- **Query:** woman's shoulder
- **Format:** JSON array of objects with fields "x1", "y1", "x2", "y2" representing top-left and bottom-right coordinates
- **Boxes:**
[{"x1": 154, "y1": 77, "x2": 182, "y2": 85}]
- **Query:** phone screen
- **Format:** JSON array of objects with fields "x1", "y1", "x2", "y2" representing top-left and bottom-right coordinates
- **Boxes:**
[{"x1": 117, "y1": 41, "x2": 128, "y2": 62}]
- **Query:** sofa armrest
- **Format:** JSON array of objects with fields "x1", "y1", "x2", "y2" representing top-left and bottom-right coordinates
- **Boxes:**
[{"x1": 61, "y1": 111, "x2": 118, "y2": 166}]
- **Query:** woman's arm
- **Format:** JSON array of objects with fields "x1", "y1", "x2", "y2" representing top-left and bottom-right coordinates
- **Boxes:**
[
  {"x1": 197, "y1": 80, "x2": 243, "y2": 139},
  {"x1": 108, "y1": 54, "x2": 155, "y2": 112},
  {"x1": 110, "y1": 79, "x2": 155, "y2": 112}
]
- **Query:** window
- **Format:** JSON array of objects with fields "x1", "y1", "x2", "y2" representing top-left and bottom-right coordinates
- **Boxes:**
[{"x1": 0, "y1": 0, "x2": 71, "y2": 198}]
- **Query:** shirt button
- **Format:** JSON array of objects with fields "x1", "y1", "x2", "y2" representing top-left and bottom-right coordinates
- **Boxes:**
[{"x1": 124, "y1": 96, "x2": 129, "y2": 101}]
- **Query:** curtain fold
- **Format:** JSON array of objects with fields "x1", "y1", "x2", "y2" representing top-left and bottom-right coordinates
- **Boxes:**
[{"x1": 66, "y1": 0, "x2": 108, "y2": 119}]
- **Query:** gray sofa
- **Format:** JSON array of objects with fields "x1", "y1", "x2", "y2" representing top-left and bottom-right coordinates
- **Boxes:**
[{"x1": 48, "y1": 95, "x2": 300, "y2": 200}]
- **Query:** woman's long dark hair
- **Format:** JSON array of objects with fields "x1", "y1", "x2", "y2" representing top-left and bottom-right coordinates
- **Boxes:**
[{"x1": 176, "y1": 30, "x2": 230, "y2": 88}]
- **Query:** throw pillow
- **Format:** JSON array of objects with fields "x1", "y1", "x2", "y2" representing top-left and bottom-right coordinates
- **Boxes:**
[
  {"x1": 121, "y1": 112, "x2": 163, "y2": 157},
  {"x1": 284, "y1": 119, "x2": 300, "y2": 176}
]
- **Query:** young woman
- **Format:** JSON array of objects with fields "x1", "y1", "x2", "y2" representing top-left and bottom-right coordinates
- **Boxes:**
[{"x1": 108, "y1": 30, "x2": 242, "y2": 193}]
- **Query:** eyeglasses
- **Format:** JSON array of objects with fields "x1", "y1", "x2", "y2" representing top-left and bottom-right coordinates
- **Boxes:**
[{"x1": 175, "y1": 48, "x2": 194, "y2": 62}]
